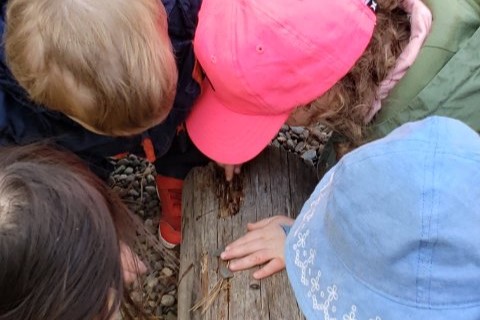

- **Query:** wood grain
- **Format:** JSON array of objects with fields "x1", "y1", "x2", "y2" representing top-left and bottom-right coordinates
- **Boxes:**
[{"x1": 178, "y1": 146, "x2": 319, "y2": 320}]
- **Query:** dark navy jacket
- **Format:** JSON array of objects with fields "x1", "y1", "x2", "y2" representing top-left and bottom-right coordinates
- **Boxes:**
[{"x1": 0, "y1": 0, "x2": 202, "y2": 178}]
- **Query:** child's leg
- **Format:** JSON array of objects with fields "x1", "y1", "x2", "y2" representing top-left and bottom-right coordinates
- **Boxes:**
[{"x1": 154, "y1": 126, "x2": 209, "y2": 247}]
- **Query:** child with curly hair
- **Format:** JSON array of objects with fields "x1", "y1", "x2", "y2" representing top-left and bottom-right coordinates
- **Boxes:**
[{"x1": 186, "y1": 0, "x2": 480, "y2": 178}]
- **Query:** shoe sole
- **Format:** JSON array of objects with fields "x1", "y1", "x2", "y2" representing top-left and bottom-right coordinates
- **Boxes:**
[{"x1": 159, "y1": 233, "x2": 179, "y2": 249}]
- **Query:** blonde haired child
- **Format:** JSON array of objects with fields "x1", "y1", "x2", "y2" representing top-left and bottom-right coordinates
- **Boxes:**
[
  {"x1": 5, "y1": 0, "x2": 177, "y2": 136},
  {"x1": 0, "y1": 0, "x2": 206, "y2": 247}
]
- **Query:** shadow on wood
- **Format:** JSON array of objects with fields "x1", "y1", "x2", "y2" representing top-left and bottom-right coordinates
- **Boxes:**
[{"x1": 178, "y1": 146, "x2": 319, "y2": 320}]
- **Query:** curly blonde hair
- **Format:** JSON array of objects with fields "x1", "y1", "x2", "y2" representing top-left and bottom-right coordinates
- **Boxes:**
[
  {"x1": 303, "y1": 0, "x2": 411, "y2": 146},
  {"x1": 5, "y1": 0, "x2": 178, "y2": 136}
]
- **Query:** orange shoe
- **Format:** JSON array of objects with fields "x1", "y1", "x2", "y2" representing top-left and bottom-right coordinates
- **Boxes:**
[{"x1": 155, "y1": 175, "x2": 183, "y2": 248}]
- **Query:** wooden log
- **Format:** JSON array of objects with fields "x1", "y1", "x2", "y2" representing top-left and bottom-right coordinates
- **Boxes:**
[{"x1": 178, "y1": 146, "x2": 319, "y2": 320}]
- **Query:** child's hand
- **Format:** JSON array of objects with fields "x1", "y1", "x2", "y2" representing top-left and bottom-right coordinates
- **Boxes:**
[
  {"x1": 216, "y1": 162, "x2": 242, "y2": 181},
  {"x1": 120, "y1": 241, "x2": 148, "y2": 285},
  {"x1": 220, "y1": 215, "x2": 294, "y2": 279}
]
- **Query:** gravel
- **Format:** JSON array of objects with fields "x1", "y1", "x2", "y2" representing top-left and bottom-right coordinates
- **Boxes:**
[
  {"x1": 109, "y1": 155, "x2": 178, "y2": 319},
  {"x1": 109, "y1": 124, "x2": 331, "y2": 319}
]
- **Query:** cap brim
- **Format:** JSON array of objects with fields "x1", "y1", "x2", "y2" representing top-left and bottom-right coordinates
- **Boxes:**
[
  {"x1": 186, "y1": 80, "x2": 289, "y2": 165},
  {"x1": 285, "y1": 169, "x2": 480, "y2": 319}
]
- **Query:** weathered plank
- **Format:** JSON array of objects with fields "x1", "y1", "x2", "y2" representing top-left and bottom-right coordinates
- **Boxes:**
[{"x1": 178, "y1": 146, "x2": 319, "y2": 320}]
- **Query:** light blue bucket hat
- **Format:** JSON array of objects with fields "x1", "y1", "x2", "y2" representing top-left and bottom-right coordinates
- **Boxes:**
[{"x1": 285, "y1": 116, "x2": 480, "y2": 319}]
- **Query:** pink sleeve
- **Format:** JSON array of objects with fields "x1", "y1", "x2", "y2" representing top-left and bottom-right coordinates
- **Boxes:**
[{"x1": 365, "y1": 0, "x2": 432, "y2": 123}]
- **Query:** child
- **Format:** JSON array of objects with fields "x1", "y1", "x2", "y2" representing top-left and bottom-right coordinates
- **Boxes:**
[
  {"x1": 221, "y1": 116, "x2": 480, "y2": 319},
  {"x1": 0, "y1": 144, "x2": 146, "y2": 320},
  {"x1": 1, "y1": 0, "x2": 207, "y2": 247},
  {"x1": 185, "y1": 0, "x2": 480, "y2": 178}
]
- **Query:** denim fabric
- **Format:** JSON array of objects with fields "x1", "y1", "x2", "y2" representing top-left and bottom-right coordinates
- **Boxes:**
[{"x1": 285, "y1": 117, "x2": 480, "y2": 319}]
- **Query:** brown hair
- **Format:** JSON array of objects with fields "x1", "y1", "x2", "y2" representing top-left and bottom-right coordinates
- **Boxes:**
[
  {"x1": 303, "y1": 0, "x2": 411, "y2": 146},
  {"x1": 5, "y1": 0, "x2": 178, "y2": 136},
  {"x1": 0, "y1": 144, "x2": 141, "y2": 320}
]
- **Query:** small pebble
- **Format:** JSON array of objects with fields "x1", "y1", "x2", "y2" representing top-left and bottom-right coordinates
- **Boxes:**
[
  {"x1": 161, "y1": 294, "x2": 176, "y2": 307},
  {"x1": 302, "y1": 130, "x2": 310, "y2": 139},
  {"x1": 114, "y1": 165, "x2": 126, "y2": 174},
  {"x1": 146, "y1": 276, "x2": 159, "y2": 289},
  {"x1": 290, "y1": 126, "x2": 305, "y2": 136},
  {"x1": 117, "y1": 158, "x2": 130, "y2": 166},
  {"x1": 301, "y1": 149, "x2": 317, "y2": 162},
  {"x1": 286, "y1": 139, "x2": 295, "y2": 150},
  {"x1": 219, "y1": 264, "x2": 234, "y2": 279},
  {"x1": 212, "y1": 246, "x2": 226, "y2": 257},
  {"x1": 130, "y1": 291, "x2": 142, "y2": 303},
  {"x1": 295, "y1": 141, "x2": 306, "y2": 153},
  {"x1": 250, "y1": 282, "x2": 260, "y2": 290},
  {"x1": 161, "y1": 267, "x2": 174, "y2": 277},
  {"x1": 128, "y1": 189, "x2": 140, "y2": 197},
  {"x1": 145, "y1": 185, "x2": 157, "y2": 194}
]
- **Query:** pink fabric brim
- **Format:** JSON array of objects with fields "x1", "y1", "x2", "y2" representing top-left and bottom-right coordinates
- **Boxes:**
[{"x1": 186, "y1": 81, "x2": 290, "y2": 165}]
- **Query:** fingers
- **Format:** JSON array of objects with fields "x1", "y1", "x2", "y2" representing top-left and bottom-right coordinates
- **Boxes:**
[
  {"x1": 253, "y1": 258, "x2": 286, "y2": 280},
  {"x1": 228, "y1": 249, "x2": 275, "y2": 272},
  {"x1": 246, "y1": 216, "x2": 277, "y2": 230},
  {"x1": 224, "y1": 164, "x2": 235, "y2": 181},
  {"x1": 222, "y1": 230, "x2": 264, "y2": 257},
  {"x1": 225, "y1": 164, "x2": 242, "y2": 181},
  {"x1": 135, "y1": 258, "x2": 148, "y2": 274},
  {"x1": 120, "y1": 241, "x2": 148, "y2": 284},
  {"x1": 216, "y1": 162, "x2": 243, "y2": 181},
  {"x1": 234, "y1": 165, "x2": 241, "y2": 175},
  {"x1": 219, "y1": 216, "x2": 290, "y2": 280},
  {"x1": 123, "y1": 270, "x2": 139, "y2": 285},
  {"x1": 221, "y1": 235, "x2": 268, "y2": 261},
  {"x1": 223, "y1": 216, "x2": 291, "y2": 260},
  {"x1": 247, "y1": 215, "x2": 294, "y2": 231}
]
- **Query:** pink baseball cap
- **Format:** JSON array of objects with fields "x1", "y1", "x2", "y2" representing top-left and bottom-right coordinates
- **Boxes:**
[{"x1": 186, "y1": 0, "x2": 377, "y2": 164}]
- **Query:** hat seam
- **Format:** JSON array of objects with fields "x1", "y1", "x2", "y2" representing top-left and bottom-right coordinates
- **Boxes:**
[{"x1": 415, "y1": 121, "x2": 439, "y2": 305}]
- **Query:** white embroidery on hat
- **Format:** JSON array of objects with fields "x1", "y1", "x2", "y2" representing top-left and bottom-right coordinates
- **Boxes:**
[{"x1": 292, "y1": 173, "x2": 381, "y2": 320}]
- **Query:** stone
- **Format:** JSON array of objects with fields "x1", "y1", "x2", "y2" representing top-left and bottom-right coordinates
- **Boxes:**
[
  {"x1": 301, "y1": 149, "x2": 317, "y2": 162},
  {"x1": 145, "y1": 186, "x2": 157, "y2": 194},
  {"x1": 290, "y1": 126, "x2": 304, "y2": 136},
  {"x1": 295, "y1": 142, "x2": 306, "y2": 153},
  {"x1": 128, "y1": 189, "x2": 140, "y2": 197},
  {"x1": 146, "y1": 276, "x2": 159, "y2": 289},
  {"x1": 161, "y1": 267, "x2": 174, "y2": 277},
  {"x1": 286, "y1": 139, "x2": 295, "y2": 150},
  {"x1": 161, "y1": 294, "x2": 176, "y2": 307}
]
